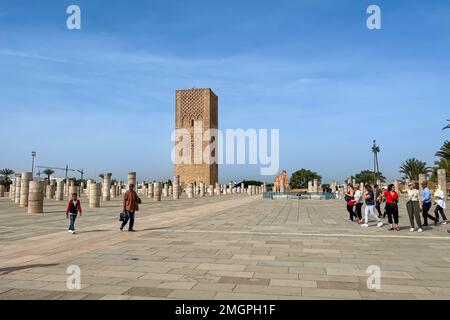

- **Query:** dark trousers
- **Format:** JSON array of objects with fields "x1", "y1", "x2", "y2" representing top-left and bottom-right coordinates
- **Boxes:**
[
  {"x1": 375, "y1": 201, "x2": 382, "y2": 217},
  {"x1": 121, "y1": 211, "x2": 135, "y2": 230},
  {"x1": 347, "y1": 205, "x2": 356, "y2": 221},
  {"x1": 355, "y1": 203, "x2": 363, "y2": 220},
  {"x1": 434, "y1": 205, "x2": 447, "y2": 222},
  {"x1": 422, "y1": 202, "x2": 436, "y2": 225},
  {"x1": 386, "y1": 203, "x2": 399, "y2": 224},
  {"x1": 69, "y1": 214, "x2": 77, "y2": 231}
]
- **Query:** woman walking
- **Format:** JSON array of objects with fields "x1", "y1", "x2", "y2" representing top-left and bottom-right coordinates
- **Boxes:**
[
  {"x1": 434, "y1": 185, "x2": 448, "y2": 225},
  {"x1": 374, "y1": 184, "x2": 383, "y2": 218},
  {"x1": 380, "y1": 184, "x2": 400, "y2": 231},
  {"x1": 361, "y1": 185, "x2": 383, "y2": 228},
  {"x1": 353, "y1": 185, "x2": 364, "y2": 224},
  {"x1": 345, "y1": 185, "x2": 357, "y2": 222},
  {"x1": 403, "y1": 182, "x2": 423, "y2": 232}
]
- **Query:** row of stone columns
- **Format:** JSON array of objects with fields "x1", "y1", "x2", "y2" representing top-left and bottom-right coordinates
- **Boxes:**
[{"x1": 307, "y1": 179, "x2": 320, "y2": 193}]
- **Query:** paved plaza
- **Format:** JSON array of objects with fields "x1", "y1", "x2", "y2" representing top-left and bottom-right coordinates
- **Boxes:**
[{"x1": 0, "y1": 194, "x2": 450, "y2": 300}]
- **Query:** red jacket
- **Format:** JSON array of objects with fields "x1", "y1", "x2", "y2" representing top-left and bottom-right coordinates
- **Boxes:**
[{"x1": 66, "y1": 199, "x2": 82, "y2": 214}]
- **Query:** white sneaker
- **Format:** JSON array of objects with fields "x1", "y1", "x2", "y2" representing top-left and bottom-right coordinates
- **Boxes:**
[
  {"x1": 361, "y1": 223, "x2": 369, "y2": 227},
  {"x1": 418, "y1": 228, "x2": 423, "y2": 232},
  {"x1": 441, "y1": 221, "x2": 447, "y2": 225},
  {"x1": 409, "y1": 228, "x2": 415, "y2": 232},
  {"x1": 68, "y1": 230, "x2": 72, "y2": 233},
  {"x1": 377, "y1": 221, "x2": 384, "y2": 228}
]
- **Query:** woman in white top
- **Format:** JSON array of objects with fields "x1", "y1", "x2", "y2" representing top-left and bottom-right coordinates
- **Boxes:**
[
  {"x1": 353, "y1": 185, "x2": 363, "y2": 224},
  {"x1": 434, "y1": 186, "x2": 447, "y2": 224},
  {"x1": 403, "y1": 182, "x2": 423, "y2": 232}
]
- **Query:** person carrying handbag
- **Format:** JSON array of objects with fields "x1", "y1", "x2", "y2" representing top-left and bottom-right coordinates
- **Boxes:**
[{"x1": 120, "y1": 184, "x2": 141, "y2": 232}]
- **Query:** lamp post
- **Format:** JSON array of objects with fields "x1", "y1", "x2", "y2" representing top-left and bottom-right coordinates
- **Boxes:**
[{"x1": 31, "y1": 150, "x2": 37, "y2": 177}]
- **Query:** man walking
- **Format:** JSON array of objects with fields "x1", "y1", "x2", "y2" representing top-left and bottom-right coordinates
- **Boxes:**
[
  {"x1": 121, "y1": 184, "x2": 140, "y2": 232},
  {"x1": 421, "y1": 181, "x2": 437, "y2": 226},
  {"x1": 66, "y1": 193, "x2": 82, "y2": 234}
]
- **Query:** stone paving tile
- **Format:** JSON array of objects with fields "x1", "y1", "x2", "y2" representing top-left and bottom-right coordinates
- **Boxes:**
[
  {"x1": 233, "y1": 284, "x2": 303, "y2": 296},
  {"x1": 0, "y1": 288, "x2": 63, "y2": 300},
  {"x1": 269, "y1": 279, "x2": 317, "y2": 288},
  {"x1": 141, "y1": 273, "x2": 184, "y2": 281},
  {"x1": 80, "y1": 285, "x2": 131, "y2": 295},
  {"x1": 197, "y1": 263, "x2": 247, "y2": 271},
  {"x1": 124, "y1": 286, "x2": 173, "y2": 298},
  {"x1": 218, "y1": 276, "x2": 270, "y2": 286},
  {"x1": 302, "y1": 288, "x2": 362, "y2": 299},
  {"x1": 100, "y1": 294, "x2": 132, "y2": 300},
  {"x1": 158, "y1": 281, "x2": 197, "y2": 290},
  {"x1": 193, "y1": 283, "x2": 236, "y2": 292},
  {"x1": 167, "y1": 289, "x2": 216, "y2": 299}
]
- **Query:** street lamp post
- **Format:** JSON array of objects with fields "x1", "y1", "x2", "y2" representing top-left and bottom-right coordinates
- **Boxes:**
[{"x1": 31, "y1": 151, "x2": 37, "y2": 177}]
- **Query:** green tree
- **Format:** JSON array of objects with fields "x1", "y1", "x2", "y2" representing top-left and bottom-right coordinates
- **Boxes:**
[
  {"x1": 289, "y1": 169, "x2": 321, "y2": 189},
  {"x1": 354, "y1": 170, "x2": 386, "y2": 184},
  {"x1": 0, "y1": 168, "x2": 15, "y2": 182},
  {"x1": 42, "y1": 168, "x2": 55, "y2": 181},
  {"x1": 239, "y1": 180, "x2": 263, "y2": 188},
  {"x1": 399, "y1": 158, "x2": 431, "y2": 181},
  {"x1": 435, "y1": 140, "x2": 450, "y2": 160}
]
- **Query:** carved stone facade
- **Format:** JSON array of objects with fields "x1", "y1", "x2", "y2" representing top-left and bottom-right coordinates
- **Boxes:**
[{"x1": 174, "y1": 88, "x2": 219, "y2": 186}]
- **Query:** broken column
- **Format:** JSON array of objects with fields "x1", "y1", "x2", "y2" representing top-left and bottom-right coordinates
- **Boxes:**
[
  {"x1": 102, "y1": 173, "x2": 112, "y2": 201},
  {"x1": 19, "y1": 172, "x2": 33, "y2": 208},
  {"x1": 148, "y1": 183, "x2": 154, "y2": 198},
  {"x1": 56, "y1": 180, "x2": 64, "y2": 201},
  {"x1": 0, "y1": 185, "x2": 4, "y2": 197},
  {"x1": 313, "y1": 179, "x2": 319, "y2": 193},
  {"x1": 163, "y1": 183, "x2": 169, "y2": 197},
  {"x1": 200, "y1": 182, "x2": 205, "y2": 197},
  {"x1": 14, "y1": 173, "x2": 22, "y2": 204},
  {"x1": 10, "y1": 180, "x2": 15, "y2": 200},
  {"x1": 437, "y1": 169, "x2": 447, "y2": 198},
  {"x1": 128, "y1": 172, "x2": 136, "y2": 190},
  {"x1": 111, "y1": 183, "x2": 117, "y2": 199},
  {"x1": 172, "y1": 176, "x2": 180, "y2": 200},
  {"x1": 89, "y1": 182, "x2": 101, "y2": 208},
  {"x1": 187, "y1": 183, "x2": 194, "y2": 198},
  {"x1": 28, "y1": 181, "x2": 44, "y2": 214},
  {"x1": 153, "y1": 182, "x2": 161, "y2": 201},
  {"x1": 208, "y1": 185, "x2": 214, "y2": 196},
  {"x1": 46, "y1": 182, "x2": 55, "y2": 200}
]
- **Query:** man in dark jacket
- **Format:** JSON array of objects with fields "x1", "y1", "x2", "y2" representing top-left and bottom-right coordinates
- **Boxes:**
[
  {"x1": 66, "y1": 193, "x2": 82, "y2": 234},
  {"x1": 121, "y1": 184, "x2": 140, "y2": 232}
]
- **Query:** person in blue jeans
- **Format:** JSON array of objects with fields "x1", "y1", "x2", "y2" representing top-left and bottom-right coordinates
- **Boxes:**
[
  {"x1": 66, "y1": 193, "x2": 82, "y2": 234},
  {"x1": 421, "y1": 181, "x2": 437, "y2": 227}
]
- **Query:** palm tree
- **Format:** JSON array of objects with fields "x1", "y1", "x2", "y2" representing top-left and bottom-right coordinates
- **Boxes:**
[
  {"x1": 399, "y1": 158, "x2": 431, "y2": 181},
  {"x1": 443, "y1": 120, "x2": 450, "y2": 130},
  {"x1": 0, "y1": 168, "x2": 15, "y2": 182},
  {"x1": 435, "y1": 141, "x2": 450, "y2": 160},
  {"x1": 42, "y1": 168, "x2": 55, "y2": 181}
]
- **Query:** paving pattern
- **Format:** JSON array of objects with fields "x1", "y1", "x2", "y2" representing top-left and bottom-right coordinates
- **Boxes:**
[{"x1": 0, "y1": 193, "x2": 450, "y2": 300}]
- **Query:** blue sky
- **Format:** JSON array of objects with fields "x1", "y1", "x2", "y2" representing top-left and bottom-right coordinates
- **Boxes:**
[{"x1": 1, "y1": 0, "x2": 449, "y2": 183}]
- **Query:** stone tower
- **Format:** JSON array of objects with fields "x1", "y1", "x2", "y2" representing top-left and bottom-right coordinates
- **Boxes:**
[{"x1": 174, "y1": 88, "x2": 218, "y2": 186}]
